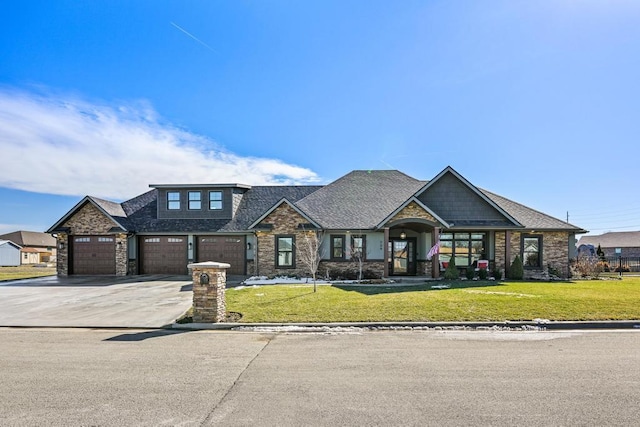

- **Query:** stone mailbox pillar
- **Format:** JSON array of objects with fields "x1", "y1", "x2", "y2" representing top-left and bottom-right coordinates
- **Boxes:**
[{"x1": 188, "y1": 261, "x2": 230, "y2": 323}]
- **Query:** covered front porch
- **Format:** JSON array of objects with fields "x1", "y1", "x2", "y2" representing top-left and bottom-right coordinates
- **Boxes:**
[{"x1": 382, "y1": 218, "x2": 441, "y2": 278}]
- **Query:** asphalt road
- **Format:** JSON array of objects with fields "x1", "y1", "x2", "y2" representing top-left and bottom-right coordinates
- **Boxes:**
[{"x1": 1, "y1": 328, "x2": 639, "y2": 426}]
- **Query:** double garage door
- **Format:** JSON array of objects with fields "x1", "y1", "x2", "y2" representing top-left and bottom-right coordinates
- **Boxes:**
[{"x1": 139, "y1": 235, "x2": 245, "y2": 275}]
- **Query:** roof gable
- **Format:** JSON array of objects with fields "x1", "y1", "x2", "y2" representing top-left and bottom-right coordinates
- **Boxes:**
[
  {"x1": 415, "y1": 167, "x2": 522, "y2": 228},
  {"x1": 47, "y1": 196, "x2": 128, "y2": 233},
  {"x1": 249, "y1": 198, "x2": 320, "y2": 230},
  {"x1": 0, "y1": 240, "x2": 22, "y2": 250}
]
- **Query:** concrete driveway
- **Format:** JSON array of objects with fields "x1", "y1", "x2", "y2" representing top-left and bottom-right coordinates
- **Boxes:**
[{"x1": 0, "y1": 275, "x2": 193, "y2": 328}]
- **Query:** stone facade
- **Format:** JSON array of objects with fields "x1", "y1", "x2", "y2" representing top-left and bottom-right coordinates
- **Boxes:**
[
  {"x1": 494, "y1": 231, "x2": 506, "y2": 275},
  {"x1": 504, "y1": 231, "x2": 570, "y2": 279},
  {"x1": 388, "y1": 201, "x2": 438, "y2": 224},
  {"x1": 256, "y1": 203, "x2": 318, "y2": 277},
  {"x1": 320, "y1": 260, "x2": 386, "y2": 279},
  {"x1": 56, "y1": 202, "x2": 128, "y2": 276},
  {"x1": 190, "y1": 262, "x2": 229, "y2": 323}
]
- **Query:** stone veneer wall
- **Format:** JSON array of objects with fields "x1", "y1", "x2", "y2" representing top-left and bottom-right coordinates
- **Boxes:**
[
  {"x1": 57, "y1": 203, "x2": 127, "y2": 276},
  {"x1": 320, "y1": 261, "x2": 386, "y2": 279},
  {"x1": 388, "y1": 201, "x2": 439, "y2": 223},
  {"x1": 505, "y1": 231, "x2": 570, "y2": 279},
  {"x1": 56, "y1": 233, "x2": 69, "y2": 276},
  {"x1": 255, "y1": 203, "x2": 318, "y2": 277},
  {"x1": 494, "y1": 232, "x2": 506, "y2": 275}
]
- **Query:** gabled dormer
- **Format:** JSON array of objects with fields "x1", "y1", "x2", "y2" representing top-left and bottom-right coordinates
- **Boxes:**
[{"x1": 150, "y1": 184, "x2": 251, "y2": 220}]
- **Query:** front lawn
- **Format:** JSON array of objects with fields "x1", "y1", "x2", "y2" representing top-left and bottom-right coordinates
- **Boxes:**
[
  {"x1": 0, "y1": 265, "x2": 57, "y2": 281},
  {"x1": 226, "y1": 278, "x2": 640, "y2": 323}
]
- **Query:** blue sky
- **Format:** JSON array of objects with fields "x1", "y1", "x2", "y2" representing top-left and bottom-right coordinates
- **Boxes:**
[{"x1": 1, "y1": 1, "x2": 639, "y2": 237}]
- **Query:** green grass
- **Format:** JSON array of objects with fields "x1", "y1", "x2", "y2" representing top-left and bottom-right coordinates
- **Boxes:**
[
  {"x1": 226, "y1": 278, "x2": 640, "y2": 323},
  {"x1": 0, "y1": 265, "x2": 57, "y2": 281}
]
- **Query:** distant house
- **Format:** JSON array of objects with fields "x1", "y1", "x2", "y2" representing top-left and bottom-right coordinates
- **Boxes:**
[
  {"x1": 0, "y1": 231, "x2": 57, "y2": 264},
  {"x1": 577, "y1": 231, "x2": 640, "y2": 258},
  {"x1": 48, "y1": 166, "x2": 585, "y2": 279},
  {"x1": 0, "y1": 240, "x2": 22, "y2": 267}
]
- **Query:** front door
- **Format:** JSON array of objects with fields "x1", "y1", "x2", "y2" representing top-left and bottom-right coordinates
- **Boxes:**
[{"x1": 389, "y1": 238, "x2": 416, "y2": 275}]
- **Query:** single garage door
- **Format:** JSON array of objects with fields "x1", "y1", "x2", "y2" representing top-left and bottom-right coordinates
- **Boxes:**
[
  {"x1": 197, "y1": 236, "x2": 245, "y2": 275},
  {"x1": 140, "y1": 236, "x2": 188, "y2": 275},
  {"x1": 72, "y1": 236, "x2": 116, "y2": 275}
]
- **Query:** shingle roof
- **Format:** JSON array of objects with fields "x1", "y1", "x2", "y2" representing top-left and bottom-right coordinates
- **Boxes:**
[
  {"x1": 0, "y1": 231, "x2": 56, "y2": 247},
  {"x1": 221, "y1": 185, "x2": 321, "y2": 231},
  {"x1": 48, "y1": 168, "x2": 585, "y2": 234},
  {"x1": 481, "y1": 190, "x2": 584, "y2": 231},
  {"x1": 577, "y1": 231, "x2": 640, "y2": 248},
  {"x1": 295, "y1": 170, "x2": 425, "y2": 229}
]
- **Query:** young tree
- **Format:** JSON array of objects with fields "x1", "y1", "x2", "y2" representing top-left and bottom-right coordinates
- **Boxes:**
[{"x1": 296, "y1": 227, "x2": 325, "y2": 292}]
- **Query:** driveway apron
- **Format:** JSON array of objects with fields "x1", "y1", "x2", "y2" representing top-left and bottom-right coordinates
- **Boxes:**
[{"x1": 0, "y1": 275, "x2": 193, "y2": 328}]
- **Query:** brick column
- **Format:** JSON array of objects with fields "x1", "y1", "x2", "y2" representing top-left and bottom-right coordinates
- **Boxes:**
[{"x1": 188, "y1": 261, "x2": 230, "y2": 323}]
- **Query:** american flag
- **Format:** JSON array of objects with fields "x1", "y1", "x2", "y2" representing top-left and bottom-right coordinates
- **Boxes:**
[{"x1": 426, "y1": 242, "x2": 440, "y2": 260}]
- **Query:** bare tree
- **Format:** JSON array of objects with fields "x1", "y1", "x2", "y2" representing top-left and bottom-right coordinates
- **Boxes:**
[{"x1": 296, "y1": 226, "x2": 325, "y2": 292}]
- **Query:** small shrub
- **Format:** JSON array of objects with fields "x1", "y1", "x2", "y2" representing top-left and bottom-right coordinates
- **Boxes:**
[
  {"x1": 573, "y1": 256, "x2": 603, "y2": 278},
  {"x1": 478, "y1": 268, "x2": 488, "y2": 280},
  {"x1": 465, "y1": 266, "x2": 475, "y2": 280},
  {"x1": 508, "y1": 255, "x2": 524, "y2": 280},
  {"x1": 492, "y1": 268, "x2": 502, "y2": 280},
  {"x1": 443, "y1": 257, "x2": 459, "y2": 280}
]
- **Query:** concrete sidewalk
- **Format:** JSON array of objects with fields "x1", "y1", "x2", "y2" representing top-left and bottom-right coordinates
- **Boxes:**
[{"x1": 0, "y1": 275, "x2": 193, "y2": 328}]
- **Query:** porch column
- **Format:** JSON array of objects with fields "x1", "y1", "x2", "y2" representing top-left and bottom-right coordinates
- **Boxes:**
[
  {"x1": 383, "y1": 227, "x2": 389, "y2": 277},
  {"x1": 505, "y1": 230, "x2": 512, "y2": 273},
  {"x1": 432, "y1": 227, "x2": 440, "y2": 279}
]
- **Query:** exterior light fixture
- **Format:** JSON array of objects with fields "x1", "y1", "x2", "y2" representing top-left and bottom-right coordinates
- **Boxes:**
[
  {"x1": 247, "y1": 242, "x2": 252, "y2": 250},
  {"x1": 400, "y1": 230, "x2": 406, "y2": 240}
]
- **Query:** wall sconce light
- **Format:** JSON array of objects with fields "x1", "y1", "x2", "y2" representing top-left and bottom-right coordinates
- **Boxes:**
[
  {"x1": 58, "y1": 242, "x2": 65, "y2": 250},
  {"x1": 400, "y1": 230, "x2": 406, "y2": 240},
  {"x1": 247, "y1": 242, "x2": 252, "y2": 250},
  {"x1": 188, "y1": 242, "x2": 193, "y2": 249}
]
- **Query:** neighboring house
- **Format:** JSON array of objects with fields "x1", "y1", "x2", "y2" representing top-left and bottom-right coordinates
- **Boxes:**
[
  {"x1": 0, "y1": 240, "x2": 22, "y2": 267},
  {"x1": 577, "y1": 231, "x2": 640, "y2": 258},
  {"x1": 47, "y1": 166, "x2": 586, "y2": 278},
  {"x1": 0, "y1": 231, "x2": 57, "y2": 264}
]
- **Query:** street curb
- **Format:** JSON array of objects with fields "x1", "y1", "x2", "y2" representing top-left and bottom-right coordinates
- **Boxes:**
[{"x1": 171, "y1": 320, "x2": 640, "y2": 331}]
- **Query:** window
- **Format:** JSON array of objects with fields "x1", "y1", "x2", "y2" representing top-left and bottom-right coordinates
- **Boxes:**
[
  {"x1": 331, "y1": 235, "x2": 345, "y2": 260},
  {"x1": 74, "y1": 237, "x2": 90, "y2": 243},
  {"x1": 188, "y1": 191, "x2": 202, "y2": 210},
  {"x1": 351, "y1": 235, "x2": 366, "y2": 260},
  {"x1": 522, "y1": 235, "x2": 542, "y2": 268},
  {"x1": 98, "y1": 237, "x2": 114, "y2": 242},
  {"x1": 439, "y1": 233, "x2": 486, "y2": 267},
  {"x1": 209, "y1": 191, "x2": 223, "y2": 210},
  {"x1": 276, "y1": 235, "x2": 295, "y2": 268},
  {"x1": 167, "y1": 191, "x2": 180, "y2": 210}
]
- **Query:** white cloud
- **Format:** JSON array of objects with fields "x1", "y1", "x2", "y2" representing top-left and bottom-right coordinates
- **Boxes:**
[{"x1": 0, "y1": 87, "x2": 320, "y2": 200}]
